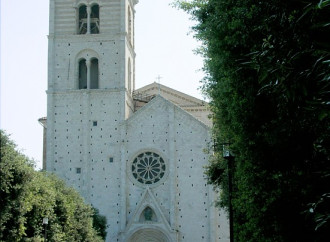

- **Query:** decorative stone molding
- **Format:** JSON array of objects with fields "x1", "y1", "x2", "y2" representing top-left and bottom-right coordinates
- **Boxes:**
[{"x1": 123, "y1": 188, "x2": 175, "y2": 242}]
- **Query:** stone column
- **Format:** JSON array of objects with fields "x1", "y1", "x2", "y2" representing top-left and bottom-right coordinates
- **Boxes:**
[
  {"x1": 87, "y1": 6, "x2": 91, "y2": 34},
  {"x1": 86, "y1": 60, "x2": 91, "y2": 89}
]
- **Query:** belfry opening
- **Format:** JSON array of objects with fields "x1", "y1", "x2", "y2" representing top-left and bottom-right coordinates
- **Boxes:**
[{"x1": 78, "y1": 4, "x2": 100, "y2": 34}]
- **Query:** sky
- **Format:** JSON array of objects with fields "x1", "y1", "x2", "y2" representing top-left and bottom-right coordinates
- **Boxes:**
[{"x1": 0, "y1": 0, "x2": 205, "y2": 170}]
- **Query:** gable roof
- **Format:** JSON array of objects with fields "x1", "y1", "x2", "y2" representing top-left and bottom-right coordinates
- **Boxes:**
[
  {"x1": 126, "y1": 95, "x2": 210, "y2": 130},
  {"x1": 133, "y1": 83, "x2": 212, "y2": 126},
  {"x1": 134, "y1": 82, "x2": 206, "y2": 107}
]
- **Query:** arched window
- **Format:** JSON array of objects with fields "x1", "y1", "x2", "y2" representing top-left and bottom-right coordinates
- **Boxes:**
[
  {"x1": 79, "y1": 59, "x2": 87, "y2": 89},
  {"x1": 91, "y1": 4, "x2": 100, "y2": 34},
  {"x1": 77, "y1": 4, "x2": 99, "y2": 34},
  {"x1": 139, "y1": 207, "x2": 157, "y2": 222},
  {"x1": 78, "y1": 5, "x2": 88, "y2": 34},
  {"x1": 128, "y1": 58, "x2": 132, "y2": 93},
  {"x1": 78, "y1": 58, "x2": 98, "y2": 89},
  {"x1": 90, "y1": 58, "x2": 99, "y2": 89},
  {"x1": 128, "y1": 6, "x2": 132, "y2": 44}
]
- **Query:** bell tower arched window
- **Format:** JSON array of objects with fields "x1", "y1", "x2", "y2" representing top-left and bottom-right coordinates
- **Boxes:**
[
  {"x1": 79, "y1": 59, "x2": 87, "y2": 89},
  {"x1": 78, "y1": 57, "x2": 99, "y2": 90},
  {"x1": 78, "y1": 5, "x2": 88, "y2": 34},
  {"x1": 78, "y1": 4, "x2": 100, "y2": 34},
  {"x1": 91, "y1": 4, "x2": 100, "y2": 34},
  {"x1": 90, "y1": 58, "x2": 99, "y2": 89}
]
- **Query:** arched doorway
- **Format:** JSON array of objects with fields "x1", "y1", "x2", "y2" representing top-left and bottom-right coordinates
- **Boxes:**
[{"x1": 127, "y1": 228, "x2": 170, "y2": 242}]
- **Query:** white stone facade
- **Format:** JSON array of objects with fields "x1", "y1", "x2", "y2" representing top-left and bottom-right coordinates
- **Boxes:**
[{"x1": 45, "y1": 0, "x2": 229, "y2": 241}]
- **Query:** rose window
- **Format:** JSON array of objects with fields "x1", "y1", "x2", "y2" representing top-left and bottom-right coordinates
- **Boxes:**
[{"x1": 131, "y1": 152, "x2": 166, "y2": 185}]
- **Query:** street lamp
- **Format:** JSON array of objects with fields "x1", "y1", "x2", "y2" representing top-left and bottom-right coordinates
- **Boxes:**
[
  {"x1": 223, "y1": 143, "x2": 234, "y2": 242},
  {"x1": 43, "y1": 217, "x2": 48, "y2": 241}
]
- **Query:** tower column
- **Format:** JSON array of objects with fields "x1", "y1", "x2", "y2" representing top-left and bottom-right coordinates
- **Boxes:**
[
  {"x1": 87, "y1": 6, "x2": 91, "y2": 34},
  {"x1": 86, "y1": 59, "x2": 91, "y2": 89}
]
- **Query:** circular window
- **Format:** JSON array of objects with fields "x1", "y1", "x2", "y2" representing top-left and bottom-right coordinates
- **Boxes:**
[{"x1": 131, "y1": 152, "x2": 166, "y2": 185}]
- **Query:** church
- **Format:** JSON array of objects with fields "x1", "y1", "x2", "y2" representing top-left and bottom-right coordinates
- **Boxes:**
[{"x1": 42, "y1": 0, "x2": 229, "y2": 241}]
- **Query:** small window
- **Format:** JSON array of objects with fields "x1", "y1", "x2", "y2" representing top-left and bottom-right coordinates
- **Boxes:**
[
  {"x1": 93, "y1": 121, "x2": 98, "y2": 126},
  {"x1": 109, "y1": 157, "x2": 114, "y2": 163},
  {"x1": 76, "y1": 168, "x2": 81, "y2": 174}
]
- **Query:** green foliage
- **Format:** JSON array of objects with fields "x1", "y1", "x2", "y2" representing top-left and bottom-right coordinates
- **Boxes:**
[
  {"x1": 175, "y1": 0, "x2": 330, "y2": 241},
  {"x1": 0, "y1": 130, "x2": 35, "y2": 240},
  {"x1": 92, "y1": 207, "x2": 107, "y2": 240},
  {"x1": 0, "y1": 130, "x2": 105, "y2": 241}
]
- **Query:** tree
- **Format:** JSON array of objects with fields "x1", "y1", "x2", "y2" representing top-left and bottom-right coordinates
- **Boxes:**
[
  {"x1": 0, "y1": 130, "x2": 106, "y2": 241},
  {"x1": 0, "y1": 130, "x2": 35, "y2": 240},
  {"x1": 175, "y1": 0, "x2": 330, "y2": 241},
  {"x1": 92, "y1": 207, "x2": 107, "y2": 240}
]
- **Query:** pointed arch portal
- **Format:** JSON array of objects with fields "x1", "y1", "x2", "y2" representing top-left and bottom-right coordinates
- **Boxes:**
[{"x1": 127, "y1": 228, "x2": 170, "y2": 242}]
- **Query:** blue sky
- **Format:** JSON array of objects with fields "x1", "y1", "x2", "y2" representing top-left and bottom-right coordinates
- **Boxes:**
[{"x1": 1, "y1": 0, "x2": 204, "y2": 169}]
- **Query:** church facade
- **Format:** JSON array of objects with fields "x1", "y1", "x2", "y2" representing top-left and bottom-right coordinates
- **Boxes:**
[{"x1": 44, "y1": 0, "x2": 229, "y2": 241}]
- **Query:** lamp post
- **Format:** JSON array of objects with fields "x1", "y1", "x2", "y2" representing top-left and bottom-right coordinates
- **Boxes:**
[
  {"x1": 43, "y1": 217, "x2": 48, "y2": 241},
  {"x1": 223, "y1": 143, "x2": 234, "y2": 242}
]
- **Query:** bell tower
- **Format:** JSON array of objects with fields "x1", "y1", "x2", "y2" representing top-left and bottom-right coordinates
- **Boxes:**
[
  {"x1": 46, "y1": 0, "x2": 138, "y2": 239},
  {"x1": 47, "y1": 0, "x2": 137, "y2": 93}
]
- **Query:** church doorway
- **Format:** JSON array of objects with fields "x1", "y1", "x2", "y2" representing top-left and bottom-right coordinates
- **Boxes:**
[{"x1": 127, "y1": 228, "x2": 170, "y2": 242}]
